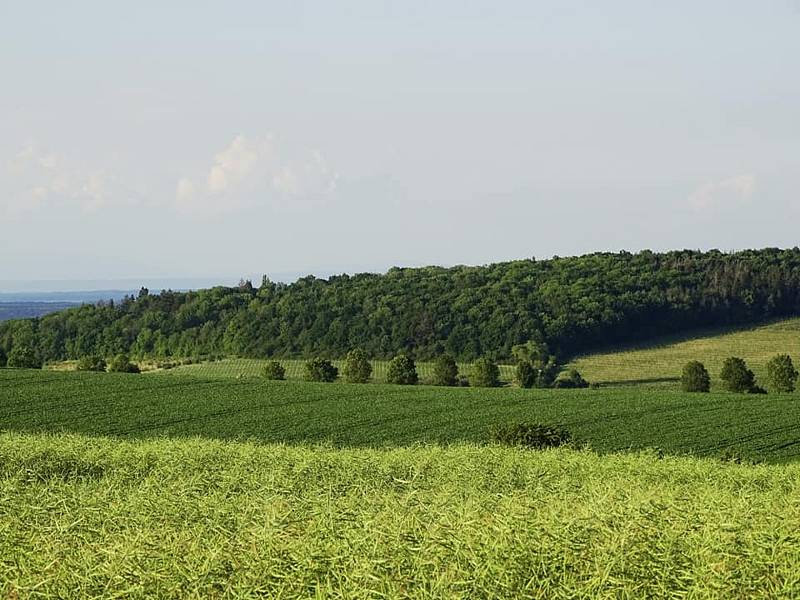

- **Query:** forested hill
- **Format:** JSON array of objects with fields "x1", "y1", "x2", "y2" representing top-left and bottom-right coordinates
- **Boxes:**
[{"x1": 4, "y1": 248, "x2": 800, "y2": 363}]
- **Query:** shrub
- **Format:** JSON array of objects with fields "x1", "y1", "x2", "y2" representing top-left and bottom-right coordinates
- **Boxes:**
[
  {"x1": 536, "y1": 358, "x2": 561, "y2": 388},
  {"x1": 432, "y1": 354, "x2": 458, "y2": 386},
  {"x1": 471, "y1": 357, "x2": 500, "y2": 388},
  {"x1": 386, "y1": 354, "x2": 418, "y2": 385},
  {"x1": 107, "y1": 354, "x2": 140, "y2": 374},
  {"x1": 262, "y1": 360, "x2": 286, "y2": 380},
  {"x1": 553, "y1": 368, "x2": 589, "y2": 389},
  {"x1": 766, "y1": 354, "x2": 798, "y2": 393},
  {"x1": 304, "y1": 358, "x2": 338, "y2": 382},
  {"x1": 6, "y1": 346, "x2": 42, "y2": 369},
  {"x1": 0, "y1": 347, "x2": 6, "y2": 367},
  {"x1": 490, "y1": 423, "x2": 572, "y2": 449},
  {"x1": 681, "y1": 361, "x2": 710, "y2": 392},
  {"x1": 76, "y1": 355, "x2": 107, "y2": 372},
  {"x1": 516, "y1": 360, "x2": 537, "y2": 388},
  {"x1": 343, "y1": 349, "x2": 372, "y2": 383},
  {"x1": 720, "y1": 357, "x2": 755, "y2": 393}
]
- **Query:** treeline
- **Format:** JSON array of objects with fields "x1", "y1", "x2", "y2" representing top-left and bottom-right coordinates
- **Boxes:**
[{"x1": 4, "y1": 248, "x2": 800, "y2": 363}]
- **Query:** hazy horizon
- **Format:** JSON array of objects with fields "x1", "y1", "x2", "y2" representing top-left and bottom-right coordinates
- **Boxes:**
[{"x1": 3, "y1": 1, "x2": 799, "y2": 281}]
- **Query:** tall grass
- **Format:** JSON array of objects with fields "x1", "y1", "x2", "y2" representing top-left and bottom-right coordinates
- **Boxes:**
[{"x1": 2, "y1": 432, "x2": 799, "y2": 598}]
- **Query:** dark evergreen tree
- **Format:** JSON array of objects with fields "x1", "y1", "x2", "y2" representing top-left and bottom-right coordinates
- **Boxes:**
[
  {"x1": 765, "y1": 354, "x2": 798, "y2": 393},
  {"x1": 431, "y1": 354, "x2": 459, "y2": 386},
  {"x1": 76, "y1": 355, "x2": 107, "y2": 372},
  {"x1": 471, "y1": 357, "x2": 500, "y2": 387},
  {"x1": 343, "y1": 348, "x2": 372, "y2": 383},
  {"x1": 6, "y1": 346, "x2": 41, "y2": 369},
  {"x1": 304, "y1": 358, "x2": 338, "y2": 382},
  {"x1": 387, "y1": 354, "x2": 418, "y2": 385},
  {"x1": 720, "y1": 357, "x2": 756, "y2": 393},
  {"x1": 681, "y1": 361, "x2": 711, "y2": 392},
  {"x1": 262, "y1": 360, "x2": 286, "y2": 380}
]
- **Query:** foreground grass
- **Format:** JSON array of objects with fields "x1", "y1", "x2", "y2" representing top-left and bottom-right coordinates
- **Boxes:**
[
  {"x1": 570, "y1": 317, "x2": 800, "y2": 388},
  {"x1": 4, "y1": 369, "x2": 800, "y2": 463},
  {"x1": 1, "y1": 432, "x2": 799, "y2": 598}
]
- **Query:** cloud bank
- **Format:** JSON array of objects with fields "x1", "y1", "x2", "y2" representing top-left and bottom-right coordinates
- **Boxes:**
[
  {"x1": 176, "y1": 134, "x2": 338, "y2": 214},
  {"x1": 1, "y1": 144, "x2": 118, "y2": 214},
  {"x1": 688, "y1": 175, "x2": 757, "y2": 212}
]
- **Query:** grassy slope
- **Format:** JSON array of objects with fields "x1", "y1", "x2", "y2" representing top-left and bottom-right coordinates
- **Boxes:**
[
  {"x1": 2, "y1": 432, "x2": 799, "y2": 598},
  {"x1": 4, "y1": 369, "x2": 800, "y2": 463},
  {"x1": 569, "y1": 317, "x2": 800, "y2": 388}
]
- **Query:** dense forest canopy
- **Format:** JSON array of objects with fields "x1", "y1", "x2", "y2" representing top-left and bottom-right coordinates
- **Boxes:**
[{"x1": 4, "y1": 248, "x2": 800, "y2": 363}]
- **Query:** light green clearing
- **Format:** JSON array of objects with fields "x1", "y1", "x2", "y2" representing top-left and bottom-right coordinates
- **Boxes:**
[{"x1": 570, "y1": 318, "x2": 800, "y2": 389}]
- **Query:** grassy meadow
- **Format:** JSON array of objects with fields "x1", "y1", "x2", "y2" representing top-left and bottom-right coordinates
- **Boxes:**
[
  {"x1": 2, "y1": 432, "x2": 800, "y2": 598},
  {"x1": 570, "y1": 318, "x2": 800, "y2": 389}
]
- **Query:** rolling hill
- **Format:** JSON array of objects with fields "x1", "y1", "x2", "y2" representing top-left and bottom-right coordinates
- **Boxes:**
[{"x1": 570, "y1": 317, "x2": 800, "y2": 389}]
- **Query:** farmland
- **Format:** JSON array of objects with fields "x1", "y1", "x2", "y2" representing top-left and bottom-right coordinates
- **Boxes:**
[
  {"x1": 4, "y1": 368, "x2": 800, "y2": 463},
  {"x1": 570, "y1": 317, "x2": 800, "y2": 389},
  {"x1": 143, "y1": 356, "x2": 518, "y2": 383},
  {"x1": 2, "y1": 431, "x2": 800, "y2": 598}
]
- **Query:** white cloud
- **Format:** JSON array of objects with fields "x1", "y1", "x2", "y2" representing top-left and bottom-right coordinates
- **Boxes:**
[
  {"x1": 175, "y1": 134, "x2": 338, "y2": 214},
  {"x1": 688, "y1": 174, "x2": 756, "y2": 212},
  {"x1": 2, "y1": 144, "x2": 117, "y2": 214}
]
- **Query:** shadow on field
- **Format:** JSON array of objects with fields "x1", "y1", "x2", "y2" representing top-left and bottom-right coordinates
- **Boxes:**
[{"x1": 596, "y1": 377, "x2": 680, "y2": 387}]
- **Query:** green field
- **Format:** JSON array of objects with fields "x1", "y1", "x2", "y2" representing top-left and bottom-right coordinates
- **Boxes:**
[
  {"x1": 2, "y1": 432, "x2": 800, "y2": 598},
  {"x1": 4, "y1": 368, "x2": 800, "y2": 463},
  {"x1": 570, "y1": 317, "x2": 800, "y2": 389}
]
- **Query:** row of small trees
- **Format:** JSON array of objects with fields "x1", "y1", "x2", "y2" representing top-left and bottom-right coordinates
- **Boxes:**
[
  {"x1": 681, "y1": 354, "x2": 798, "y2": 394},
  {"x1": 75, "y1": 354, "x2": 141, "y2": 373},
  {"x1": 0, "y1": 348, "x2": 140, "y2": 373},
  {"x1": 263, "y1": 349, "x2": 589, "y2": 388}
]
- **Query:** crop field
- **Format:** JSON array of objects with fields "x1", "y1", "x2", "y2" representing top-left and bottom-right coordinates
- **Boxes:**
[
  {"x1": 569, "y1": 317, "x2": 800, "y2": 389},
  {"x1": 2, "y1": 431, "x2": 800, "y2": 598},
  {"x1": 139, "y1": 357, "x2": 519, "y2": 383},
  {"x1": 4, "y1": 368, "x2": 800, "y2": 463}
]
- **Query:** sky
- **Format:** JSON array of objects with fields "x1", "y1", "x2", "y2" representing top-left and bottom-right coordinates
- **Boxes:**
[{"x1": 1, "y1": 1, "x2": 799, "y2": 287}]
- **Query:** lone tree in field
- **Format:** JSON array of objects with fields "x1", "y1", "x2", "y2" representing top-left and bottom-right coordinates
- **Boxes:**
[
  {"x1": 107, "y1": 354, "x2": 141, "y2": 373},
  {"x1": 432, "y1": 354, "x2": 458, "y2": 386},
  {"x1": 262, "y1": 360, "x2": 286, "y2": 380},
  {"x1": 766, "y1": 354, "x2": 798, "y2": 393},
  {"x1": 471, "y1": 357, "x2": 500, "y2": 388},
  {"x1": 720, "y1": 357, "x2": 756, "y2": 393},
  {"x1": 516, "y1": 361, "x2": 537, "y2": 388},
  {"x1": 387, "y1": 354, "x2": 418, "y2": 385},
  {"x1": 343, "y1": 348, "x2": 372, "y2": 383},
  {"x1": 681, "y1": 361, "x2": 710, "y2": 392},
  {"x1": 304, "y1": 358, "x2": 338, "y2": 382},
  {"x1": 6, "y1": 346, "x2": 42, "y2": 369},
  {"x1": 76, "y1": 355, "x2": 107, "y2": 372}
]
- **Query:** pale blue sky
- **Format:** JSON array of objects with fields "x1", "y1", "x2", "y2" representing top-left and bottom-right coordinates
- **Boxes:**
[{"x1": 1, "y1": 1, "x2": 799, "y2": 284}]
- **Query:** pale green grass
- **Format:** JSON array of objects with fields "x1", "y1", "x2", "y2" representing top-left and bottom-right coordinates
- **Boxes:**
[
  {"x1": 2, "y1": 432, "x2": 800, "y2": 598},
  {"x1": 569, "y1": 318, "x2": 800, "y2": 388},
  {"x1": 154, "y1": 357, "x2": 517, "y2": 383}
]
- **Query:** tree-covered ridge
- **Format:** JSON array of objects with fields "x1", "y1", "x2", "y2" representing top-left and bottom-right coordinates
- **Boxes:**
[{"x1": 4, "y1": 248, "x2": 800, "y2": 363}]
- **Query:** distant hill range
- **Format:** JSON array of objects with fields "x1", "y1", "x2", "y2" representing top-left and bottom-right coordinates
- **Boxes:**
[
  {"x1": 0, "y1": 302, "x2": 80, "y2": 322},
  {"x1": 3, "y1": 248, "x2": 800, "y2": 362},
  {"x1": 0, "y1": 291, "x2": 137, "y2": 322}
]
